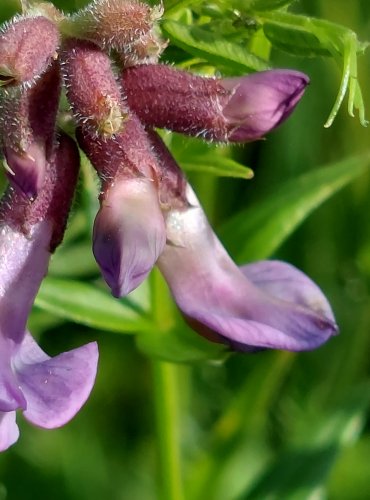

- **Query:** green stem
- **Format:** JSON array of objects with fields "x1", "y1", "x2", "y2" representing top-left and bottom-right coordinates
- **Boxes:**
[
  {"x1": 151, "y1": 269, "x2": 185, "y2": 500},
  {"x1": 152, "y1": 360, "x2": 185, "y2": 500}
]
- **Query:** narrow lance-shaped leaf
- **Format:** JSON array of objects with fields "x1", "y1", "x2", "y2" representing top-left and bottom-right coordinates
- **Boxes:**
[
  {"x1": 220, "y1": 153, "x2": 370, "y2": 262},
  {"x1": 181, "y1": 156, "x2": 254, "y2": 179},
  {"x1": 35, "y1": 277, "x2": 152, "y2": 333}
]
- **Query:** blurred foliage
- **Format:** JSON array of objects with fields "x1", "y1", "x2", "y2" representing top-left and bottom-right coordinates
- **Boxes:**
[{"x1": 1, "y1": 0, "x2": 370, "y2": 499}]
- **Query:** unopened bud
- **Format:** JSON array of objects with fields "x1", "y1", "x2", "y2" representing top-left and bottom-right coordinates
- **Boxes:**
[
  {"x1": 0, "y1": 15, "x2": 59, "y2": 87},
  {"x1": 122, "y1": 65, "x2": 309, "y2": 142}
]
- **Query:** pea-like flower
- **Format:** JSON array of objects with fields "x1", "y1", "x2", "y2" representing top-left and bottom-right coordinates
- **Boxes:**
[
  {"x1": 62, "y1": 38, "x2": 166, "y2": 296},
  {"x1": 122, "y1": 64, "x2": 309, "y2": 142},
  {"x1": 150, "y1": 132, "x2": 337, "y2": 352},
  {"x1": 0, "y1": 134, "x2": 98, "y2": 451}
]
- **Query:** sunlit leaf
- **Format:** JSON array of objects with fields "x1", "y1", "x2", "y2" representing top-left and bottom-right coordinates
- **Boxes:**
[{"x1": 181, "y1": 156, "x2": 254, "y2": 179}]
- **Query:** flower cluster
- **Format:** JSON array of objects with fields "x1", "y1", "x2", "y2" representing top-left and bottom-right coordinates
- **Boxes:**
[{"x1": 0, "y1": 0, "x2": 337, "y2": 450}]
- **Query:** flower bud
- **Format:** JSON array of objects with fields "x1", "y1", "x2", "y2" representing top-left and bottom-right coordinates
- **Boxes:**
[
  {"x1": 61, "y1": 39, "x2": 126, "y2": 137},
  {"x1": 0, "y1": 15, "x2": 59, "y2": 87},
  {"x1": 122, "y1": 64, "x2": 309, "y2": 142}
]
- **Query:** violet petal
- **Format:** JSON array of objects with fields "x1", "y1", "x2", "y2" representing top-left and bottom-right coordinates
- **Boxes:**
[
  {"x1": 93, "y1": 179, "x2": 166, "y2": 297},
  {"x1": 158, "y1": 186, "x2": 337, "y2": 352},
  {"x1": 14, "y1": 333, "x2": 98, "y2": 429}
]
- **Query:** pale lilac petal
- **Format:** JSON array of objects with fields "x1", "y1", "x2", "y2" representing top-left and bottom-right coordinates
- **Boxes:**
[
  {"x1": 93, "y1": 179, "x2": 166, "y2": 297},
  {"x1": 241, "y1": 260, "x2": 336, "y2": 322},
  {"x1": 0, "y1": 411, "x2": 19, "y2": 452},
  {"x1": 0, "y1": 342, "x2": 26, "y2": 411},
  {"x1": 158, "y1": 186, "x2": 337, "y2": 352},
  {"x1": 0, "y1": 221, "x2": 51, "y2": 344},
  {"x1": 13, "y1": 333, "x2": 98, "y2": 429}
]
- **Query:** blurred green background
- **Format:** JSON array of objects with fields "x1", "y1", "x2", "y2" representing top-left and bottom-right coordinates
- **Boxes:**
[{"x1": 0, "y1": 0, "x2": 370, "y2": 499}]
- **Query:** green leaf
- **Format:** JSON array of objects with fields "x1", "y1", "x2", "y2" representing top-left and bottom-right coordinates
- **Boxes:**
[
  {"x1": 35, "y1": 277, "x2": 152, "y2": 333},
  {"x1": 161, "y1": 20, "x2": 270, "y2": 73},
  {"x1": 246, "y1": 384, "x2": 370, "y2": 500},
  {"x1": 263, "y1": 22, "x2": 331, "y2": 56},
  {"x1": 181, "y1": 156, "x2": 254, "y2": 179},
  {"x1": 250, "y1": 0, "x2": 295, "y2": 11},
  {"x1": 49, "y1": 241, "x2": 98, "y2": 278},
  {"x1": 220, "y1": 152, "x2": 370, "y2": 262}
]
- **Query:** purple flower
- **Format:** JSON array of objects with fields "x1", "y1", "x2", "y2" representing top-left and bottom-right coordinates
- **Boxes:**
[
  {"x1": 62, "y1": 38, "x2": 166, "y2": 297},
  {"x1": 76, "y1": 120, "x2": 166, "y2": 297},
  {"x1": 0, "y1": 134, "x2": 98, "y2": 451},
  {"x1": 150, "y1": 132, "x2": 337, "y2": 352},
  {"x1": 122, "y1": 64, "x2": 309, "y2": 142}
]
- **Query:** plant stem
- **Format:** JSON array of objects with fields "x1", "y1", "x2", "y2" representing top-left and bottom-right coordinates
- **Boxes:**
[
  {"x1": 152, "y1": 360, "x2": 184, "y2": 500},
  {"x1": 151, "y1": 269, "x2": 185, "y2": 500}
]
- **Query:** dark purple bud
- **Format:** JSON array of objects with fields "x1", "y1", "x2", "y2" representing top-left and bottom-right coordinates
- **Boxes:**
[
  {"x1": 0, "y1": 15, "x2": 59, "y2": 86},
  {"x1": 61, "y1": 39, "x2": 126, "y2": 137},
  {"x1": 122, "y1": 64, "x2": 309, "y2": 142},
  {"x1": 0, "y1": 61, "x2": 61, "y2": 199}
]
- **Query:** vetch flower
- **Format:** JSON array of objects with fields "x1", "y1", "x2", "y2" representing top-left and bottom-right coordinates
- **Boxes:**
[
  {"x1": 150, "y1": 132, "x2": 338, "y2": 352},
  {"x1": 122, "y1": 64, "x2": 309, "y2": 142},
  {"x1": 63, "y1": 37, "x2": 166, "y2": 296},
  {"x1": 76, "y1": 119, "x2": 166, "y2": 297},
  {"x1": 0, "y1": 133, "x2": 98, "y2": 451}
]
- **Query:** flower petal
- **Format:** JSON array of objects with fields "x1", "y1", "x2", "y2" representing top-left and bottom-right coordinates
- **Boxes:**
[
  {"x1": 0, "y1": 340, "x2": 27, "y2": 411},
  {"x1": 14, "y1": 333, "x2": 98, "y2": 428},
  {"x1": 241, "y1": 260, "x2": 336, "y2": 322},
  {"x1": 158, "y1": 185, "x2": 337, "y2": 352},
  {"x1": 221, "y1": 69, "x2": 309, "y2": 141},
  {"x1": 0, "y1": 411, "x2": 19, "y2": 452},
  {"x1": 93, "y1": 178, "x2": 166, "y2": 297},
  {"x1": 3, "y1": 142, "x2": 46, "y2": 200}
]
